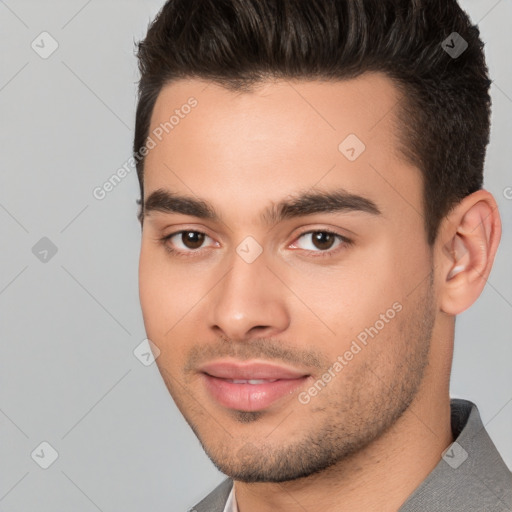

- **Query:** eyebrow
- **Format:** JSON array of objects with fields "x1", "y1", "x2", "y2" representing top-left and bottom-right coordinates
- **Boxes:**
[{"x1": 143, "y1": 187, "x2": 381, "y2": 226}]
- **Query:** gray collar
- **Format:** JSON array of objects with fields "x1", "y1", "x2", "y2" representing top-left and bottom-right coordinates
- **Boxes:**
[{"x1": 191, "y1": 399, "x2": 512, "y2": 511}]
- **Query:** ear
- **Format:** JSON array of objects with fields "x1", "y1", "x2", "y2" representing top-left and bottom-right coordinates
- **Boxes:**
[{"x1": 437, "y1": 189, "x2": 502, "y2": 316}]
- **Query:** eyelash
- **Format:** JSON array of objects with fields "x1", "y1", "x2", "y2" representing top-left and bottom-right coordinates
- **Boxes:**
[{"x1": 158, "y1": 228, "x2": 353, "y2": 259}]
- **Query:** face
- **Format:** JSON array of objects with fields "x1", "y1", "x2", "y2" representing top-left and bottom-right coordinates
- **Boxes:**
[{"x1": 138, "y1": 73, "x2": 437, "y2": 482}]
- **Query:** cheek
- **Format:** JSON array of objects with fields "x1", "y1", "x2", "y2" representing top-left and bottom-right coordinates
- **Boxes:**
[
  {"x1": 290, "y1": 249, "x2": 410, "y2": 351},
  {"x1": 138, "y1": 244, "x2": 212, "y2": 342},
  {"x1": 138, "y1": 244, "x2": 174, "y2": 334},
  {"x1": 139, "y1": 253, "x2": 185, "y2": 371}
]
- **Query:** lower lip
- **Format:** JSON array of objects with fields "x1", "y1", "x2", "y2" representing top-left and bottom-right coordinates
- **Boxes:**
[{"x1": 202, "y1": 374, "x2": 309, "y2": 411}]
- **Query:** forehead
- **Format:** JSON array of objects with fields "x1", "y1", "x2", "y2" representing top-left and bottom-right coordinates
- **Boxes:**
[
  {"x1": 148, "y1": 73, "x2": 404, "y2": 149},
  {"x1": 143, "y1": 73, "x2": 422, "y2": 226}
]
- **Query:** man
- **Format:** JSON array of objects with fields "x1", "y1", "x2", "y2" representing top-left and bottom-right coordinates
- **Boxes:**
[{"x1": 133, "y1": 0, "x2": 511, "y2": 510}]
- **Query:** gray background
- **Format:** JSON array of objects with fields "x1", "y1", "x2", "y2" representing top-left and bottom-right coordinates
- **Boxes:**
[{"x1": 0, "y1": 1, "x2": 510, "y2": 510}]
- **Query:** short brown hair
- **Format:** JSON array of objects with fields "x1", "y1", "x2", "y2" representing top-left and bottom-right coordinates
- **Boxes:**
[{"x1": 134, "y1": 0, "x2": 492, "y2": 245}]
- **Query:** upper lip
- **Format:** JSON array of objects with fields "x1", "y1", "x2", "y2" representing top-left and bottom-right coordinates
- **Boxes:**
[{"x1": 199, "y1": 360, "x2": 309, "y2": 380}]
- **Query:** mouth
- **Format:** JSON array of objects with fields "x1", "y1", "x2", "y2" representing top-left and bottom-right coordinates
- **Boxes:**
[{"x1": 199, "y1": 360, "x2": 311, "y2": 412}]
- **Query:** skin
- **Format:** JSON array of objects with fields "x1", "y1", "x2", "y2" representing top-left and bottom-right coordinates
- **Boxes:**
[{"x1": 138, "y1": 73, "x2": 501, "y2": 511}]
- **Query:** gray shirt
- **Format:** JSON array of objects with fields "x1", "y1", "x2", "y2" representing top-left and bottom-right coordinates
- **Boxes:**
[{"x1": 190, "y1": 399, "x2": 512, "y2": 511}]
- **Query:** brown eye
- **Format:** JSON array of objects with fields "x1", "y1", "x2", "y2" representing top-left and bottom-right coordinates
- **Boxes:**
[
  {"x1": 311, "y1": 232, "x2": 336, "y2": 250},
  {"x1": 294, "y1": 230, "x2": 349, "y2": 254},
  {"x1": 161, "y1": 230, "x2": 213, "y2": 254},
  {"x1": 181, "y1": 231, "x2": 206, "y2": 249}
]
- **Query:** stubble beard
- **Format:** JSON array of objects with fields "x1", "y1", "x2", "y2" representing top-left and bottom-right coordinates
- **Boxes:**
[{"x1": 172, "y1": 272, "x2": 436, "y2": 483}]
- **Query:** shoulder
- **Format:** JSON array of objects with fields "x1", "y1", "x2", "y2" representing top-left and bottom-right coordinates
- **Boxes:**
[
  {"x1": 189, "y1": 478, "x2": 234, "y2": 512},
  {"x1": 400, "y1": 399, "x2": 512, "y2": 511}
]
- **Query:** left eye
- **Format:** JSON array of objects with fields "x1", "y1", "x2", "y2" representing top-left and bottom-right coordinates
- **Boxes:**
[{"x1": 291, "y1": 231, "x2": 345, "y2": 252}]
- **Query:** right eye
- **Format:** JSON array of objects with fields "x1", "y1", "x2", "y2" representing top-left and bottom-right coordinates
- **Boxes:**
[{"x1": 160, "y1": 230, "x2": 218, "y2": 256}]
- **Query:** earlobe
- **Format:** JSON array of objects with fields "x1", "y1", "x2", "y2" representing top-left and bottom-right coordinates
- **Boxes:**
[{"x1": 439, "y1": 190, "x2": 501, "y2": 315}]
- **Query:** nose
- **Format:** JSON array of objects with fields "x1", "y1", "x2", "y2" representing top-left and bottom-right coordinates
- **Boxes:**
[{"x1": 208, "y1": 250, "x2": 290, "y2": 342}]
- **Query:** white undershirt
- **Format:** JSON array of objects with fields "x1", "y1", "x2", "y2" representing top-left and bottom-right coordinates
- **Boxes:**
[{"x1": 223, "y1": 485, "x2": 238, "y2": 512}]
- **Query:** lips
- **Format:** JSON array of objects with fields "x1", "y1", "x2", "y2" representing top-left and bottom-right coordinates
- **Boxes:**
[
  {"x1": 200, "y1": 361, "x2": 307, "y2": 380},
  {"x1": 221, "y1": 379, "x2": 280, "y2": 385},
  {"x1": 199, "y1": 360, "x2": 310, "y2": 412}
]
